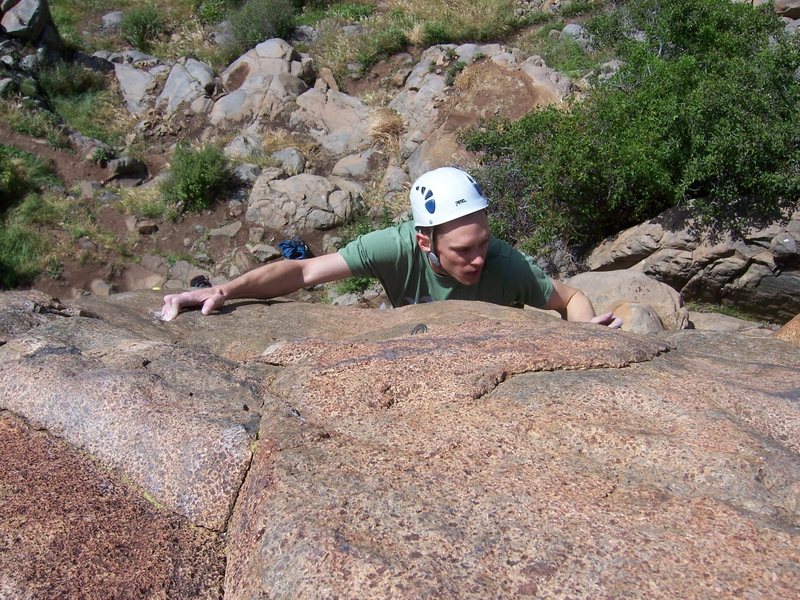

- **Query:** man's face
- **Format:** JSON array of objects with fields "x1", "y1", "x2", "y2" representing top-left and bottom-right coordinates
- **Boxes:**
[{"x1": 419, "y1": 211, "x2": 490, "y2": 286}]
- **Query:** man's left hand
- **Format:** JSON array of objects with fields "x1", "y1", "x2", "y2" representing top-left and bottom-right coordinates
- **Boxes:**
[{"x1": 591, "y1": 312, "x2": 623, "y2": 329}]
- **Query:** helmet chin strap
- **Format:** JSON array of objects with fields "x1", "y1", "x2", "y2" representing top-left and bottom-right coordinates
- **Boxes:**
[{"x1": 427, "y1": 229, "x2": 445, "y2": 272}]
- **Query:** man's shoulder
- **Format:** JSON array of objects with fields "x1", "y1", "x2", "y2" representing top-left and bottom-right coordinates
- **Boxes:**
[
  {"x1": 340, "y1": 220, "x2": 418, "y2": 268},
  {"x1": 357, "y1": 220, "x2": 416, "y2": 247},
  {"x1": 486, "y1": 237, "x2": 548, "y2": 279},
  {"x1": 487, "y1": 235, "x2": 524, "y2": 261}
]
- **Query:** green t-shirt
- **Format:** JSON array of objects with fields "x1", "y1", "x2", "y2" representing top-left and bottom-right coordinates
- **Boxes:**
[{"x1": 338, "y1": 221, "x2": 553, "y2": 308}]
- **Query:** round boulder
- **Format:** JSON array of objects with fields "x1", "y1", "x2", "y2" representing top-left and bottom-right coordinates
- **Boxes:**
[{"x1": 567, "y1": 270, "x2": 689, "y2": 331}]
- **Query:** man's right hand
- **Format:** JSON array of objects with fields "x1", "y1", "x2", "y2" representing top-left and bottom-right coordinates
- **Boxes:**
[{"x1": 160, "y1": 287, "x2": 226, "y2": 322}]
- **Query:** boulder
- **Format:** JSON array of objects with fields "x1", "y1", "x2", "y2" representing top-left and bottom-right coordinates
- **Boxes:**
[
  {"x1": 155, "y1": 58, "x2": 216, "y2": 116},
  {"x1": 2, "y1": 0, "x2": 57, "y2": 44},
  {"x1": 2, "y1": 291, "x2": 799, "y2": 597},
  {"x1": 567, "y1": 269, "x2": 689, "y2": 331},
  {"x1": 331, "y1": 149, "x2": 375, "y2": 178},
  {"x1": 270, "y1": 146, "x2": 306, "y2": 175},
  {"x1": 224, "y1": 131, "x2": 264, "y2": 161},
  {"x1": 289, "y1": 87, "x2": 371, "y2": 155},
  {"x1": 210, "y1": 38, "x2": 309, "y2": 125},
  {"x1": 0, "y1": 412, "x2": 224, "y2": 598},
  {"x1": 100, "y1": 10, "x2": 124, "y2": 30},
  {"x1": 688, "y1": 311, "x2": 770, "y2": 333},
  {"x1": 246, "y1": 172, "x2": 364, "y2": 234},
  {"x1": 589, "y1": 208, "x2": 800, "y2": 322},
  {"x1": 775, "y1": 0, "x2": 800, "y2": 19},
  {"x1": 113, "y1": 62, "x2": 155, "y2": 115},
  {"x1": 608, "y1": 301, "x2": 664, "y2": 334},
  {"x1": 390, "y1": 44, "x2": 572, "y2": 179},
  {"x1": 233, "y1": 162, "x2": 262, "y2": 184},
  {"x1": 382, "y1": 164, "x2": 410, "y2": 192},
  {"x1": 560, "y1": 23, "x2": 591, "y2": 49},
  {"x1": 775, "y1": 313, "x2": 800, "y2": 345},
  {"x1": 0, "y1": 304, "x2": 262, "y2": 531},
  {"x1": 168, "y1": 260, "x2": 211, "y2": 287}
]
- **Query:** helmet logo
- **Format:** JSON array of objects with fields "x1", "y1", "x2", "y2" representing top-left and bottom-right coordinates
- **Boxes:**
[
  {"x1": 455, "y1": 198, "x2": 467, "y2": 206},
  {"x1": 417, "y1": 186, "x2": 436, "y2": 214}
]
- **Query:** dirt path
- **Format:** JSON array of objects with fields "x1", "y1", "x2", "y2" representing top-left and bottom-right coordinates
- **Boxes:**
[{"x1": 0, "y1": 122, "x2": 109, "y2": 186}]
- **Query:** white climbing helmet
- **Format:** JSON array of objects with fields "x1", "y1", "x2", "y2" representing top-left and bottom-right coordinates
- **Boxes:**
[{"x1": 410, "y1": 167, "x2": 489, "y2": 227}]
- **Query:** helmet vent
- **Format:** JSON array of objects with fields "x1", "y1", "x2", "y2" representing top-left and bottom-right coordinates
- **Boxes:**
[{"x1": 418, "y1": 187, "x2": 436, "y2": 214}]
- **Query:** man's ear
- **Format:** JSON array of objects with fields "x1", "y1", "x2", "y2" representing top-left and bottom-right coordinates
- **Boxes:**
[{"x1": 416, "y1": 230, "x2": 432, "y2": 254}]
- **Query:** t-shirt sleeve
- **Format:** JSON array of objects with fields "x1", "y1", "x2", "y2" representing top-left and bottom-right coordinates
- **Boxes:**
[
  {"x1": 507, "y1": 249, "x2": 553, "y2": 308},
  {"x1": 338, "y1": 227, "x2": 404, "y2": 278}
]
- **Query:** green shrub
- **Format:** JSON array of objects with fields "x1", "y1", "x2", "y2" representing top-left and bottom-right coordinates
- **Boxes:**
[
  {"x1": 297, "y1": 2, "x2": 374, "y2": 25},
  {"x1": 513, "y1": 21, "x2": 608, "y2": 77},
  {"x1": 334, "y1": 207, "x2": 392, "y2": 294},
  {"x1": 121, "y1": 5, "x2": 166, "y2": 50},
  {"x1": 195, "y1": 0, "x2": 241, "y2": 23},
  {"x1": 444, "y1": 60, "x2": 466, "y2": 85},
  {"x1": 35, "y1": 61, "x2": 127, "y2": 146},
  {"x1": 228, "y1": 0, "x2": 297, "y2": 51},
  {"x1": 520, "y1": 11, "x2": 553, "y2": 26},
  {"x1": 49, "y1": 2, "x2": 84, "y2": 50},
  {"x1": 160, "y1": 142, "x2": 235, "y2": 213},
  {"x1": 90, "y1": 146, "x2": 113, "y2": 165},
  {"x1": 421, "y1": 21, "x2": 450, "y2": 46},
  {"x1": 7, "y1": 193, "x2": 66, "y2": 227},
  {"x1": 0, "y1": 224, "x2": 43, "y2": 288},
  {"x1": 50, "y1": 91, "x2": 126, "y2": 146},
  {"x1": 38, "y1": 62, "x2": 106, "y2": 98},
  {"x1": 559, "y1": 0, "x2": 600, "y2": 19},
  {"x1": 0, "y1": 145, "x2": 60, "y2": 211},
  {"x1": 0, "y1": 153, "x2": 25, "y2": 211},
  {"x1": 353, "y1": 24, "x2": 408, "y2": 71},
  {"x1": 327, "y1": 2, "x2": 373, "y2": 20},
  {"x1": 18, "y1": 77, "x2": 39, "y2": 98},
  {"x1": 415, "y1": 3, "x2": 523, "y2": 46},
  {"x1": 0, "y1": 146, "x2": 53, "y2": 287},
  {"x1": 464, "y1": 0, "x2": 800, "y2": 253}
]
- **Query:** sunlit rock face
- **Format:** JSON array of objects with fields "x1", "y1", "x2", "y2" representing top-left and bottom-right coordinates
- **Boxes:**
[{"x1": 1, "y1": 291, "x2": 798, "y2": 598}]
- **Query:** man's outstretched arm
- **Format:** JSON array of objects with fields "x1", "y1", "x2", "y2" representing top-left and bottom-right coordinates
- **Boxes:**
[
  {"x1": 541, "y1": 278, "x2": 622, "y2": 328},
  {"x1": 160, "y1": 253, "x2": 353, "y2": 321}
]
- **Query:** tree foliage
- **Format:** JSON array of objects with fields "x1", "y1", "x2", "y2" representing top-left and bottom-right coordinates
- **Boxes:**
[{"x1": 463, "y1": 0, "x2": 800, "y2": 253}]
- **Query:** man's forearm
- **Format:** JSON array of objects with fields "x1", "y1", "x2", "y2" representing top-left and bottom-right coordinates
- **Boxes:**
[
  {"x1": 217, "y1": 253, "x2": 353, "y2": 301},
  {"x1": 218, "y1": 260, "x2": 305, "y2": 301}
]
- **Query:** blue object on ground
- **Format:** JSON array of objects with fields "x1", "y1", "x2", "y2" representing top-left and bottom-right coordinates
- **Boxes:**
[{"x1": 277, "y1": 239, "x2": 311, "y2": 259}]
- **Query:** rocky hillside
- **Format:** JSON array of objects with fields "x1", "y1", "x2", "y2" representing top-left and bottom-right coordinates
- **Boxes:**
[{"x1": 2, "y1": 0, "x2": 800, "y2": 322}]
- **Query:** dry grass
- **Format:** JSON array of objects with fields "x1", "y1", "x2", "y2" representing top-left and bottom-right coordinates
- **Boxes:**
[
  {"x1": 149, "y1": 18, "x2": 210, "y2": 63},
  {"x1": 359, "y1": 87, "x2": 396, "y2": 107},
  {"x1": 260, "y1": 128, "x2": 319, "y2": 158},
  {"x1": 312, "y1": 16, "x2": 371, "y2": 79},
  {"x1": 390, "y1": 0, "x2": 519, "y2": 40},
  {"x1": 118, "y1": 186, "x2": 178, "y2": 221},
  {"x1": 369, "y1": 108, "x2": 405, "y2": 155},
  {"x1": 406, "y1": 22, "x2": 428, "y2": 47}
]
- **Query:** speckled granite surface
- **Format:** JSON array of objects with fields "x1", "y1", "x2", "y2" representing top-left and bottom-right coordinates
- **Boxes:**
[{"x1": 1, "y1": 291, "x2": 798, "y2": 598}]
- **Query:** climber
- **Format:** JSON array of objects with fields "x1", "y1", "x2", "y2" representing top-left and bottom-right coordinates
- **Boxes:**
[{"x1": 160, "y1": 166, "x2": 622, "y2": 327}]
